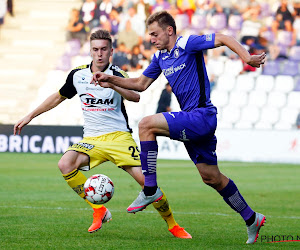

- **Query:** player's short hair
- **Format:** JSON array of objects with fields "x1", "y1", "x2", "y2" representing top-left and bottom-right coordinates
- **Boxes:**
[
  {"x1": 146, "y1": 11, "x2": 176, "y2": 34},
  {"x1": 90, "y1": 29, "x2": 112, "y2": 48}
]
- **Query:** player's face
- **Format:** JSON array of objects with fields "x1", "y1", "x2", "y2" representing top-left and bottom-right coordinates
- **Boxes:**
[
  {"x1": 148, "y1": 21, "x2": 172, "y2": 51},
  {"x1": 90, "y1": 39, "x2": 113, "y2": 70}
]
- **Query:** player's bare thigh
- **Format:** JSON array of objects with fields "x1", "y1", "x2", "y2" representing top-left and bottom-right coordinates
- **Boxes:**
[
  {"x1": 138, "y1": 113, "x2": 170, "y2": 141},
  {"x1": 58, "y1": 150, "x2": 89, "y2": 174}
]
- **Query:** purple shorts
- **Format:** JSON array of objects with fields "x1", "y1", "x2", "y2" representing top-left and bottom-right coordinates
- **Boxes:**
[{"x1": 163, "y1": 107, "x2": 218, "y2": 165}]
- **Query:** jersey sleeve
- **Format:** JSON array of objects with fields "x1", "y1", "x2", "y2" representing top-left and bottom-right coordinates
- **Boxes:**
[
  {"x1": 184, "y1": 34, "x2": 216, "y2": 53},
  {"x1": 142, "y1": 53, "x2": 162, "y2": 80},
  {"x1": 59, "y1": 70, "x2": 77, "y2": 99},
  {"x1": 111, "y1": 65, "x2": 128, "y2": 79}
]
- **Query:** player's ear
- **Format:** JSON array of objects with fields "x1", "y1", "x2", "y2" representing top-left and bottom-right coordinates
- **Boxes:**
[{"x1": 167, "y1": 26, "x2": 173, "y2": 36}]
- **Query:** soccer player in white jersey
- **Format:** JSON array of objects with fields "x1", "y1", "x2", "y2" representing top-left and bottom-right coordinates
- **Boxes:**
[
  {"x1": 14, "y1": 29, "x2": 191, "y2": 238},
  {"x1": 91, "y1": 12, "x2": 267, "y2": 244}
]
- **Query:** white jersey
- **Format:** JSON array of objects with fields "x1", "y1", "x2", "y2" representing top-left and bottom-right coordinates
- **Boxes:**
[{"x1": 59, "y1": 63, "x2": 132, "y2": 137}]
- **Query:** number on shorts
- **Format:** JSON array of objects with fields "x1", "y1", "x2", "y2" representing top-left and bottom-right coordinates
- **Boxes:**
[{"x1": 128, "y1": 146, "x2": 140, "y2": 158}]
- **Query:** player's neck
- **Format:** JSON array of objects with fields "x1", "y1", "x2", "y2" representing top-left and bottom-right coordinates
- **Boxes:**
[
  {"x1": 91, "y1": 62, "x2": 110, "y2": 73},
  {"x1": 166, "y1": 35, "x2": 178, "y2": 52}
]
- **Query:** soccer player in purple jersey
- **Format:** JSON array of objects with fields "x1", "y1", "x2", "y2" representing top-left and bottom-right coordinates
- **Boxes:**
[{"x1": 91, "y1": 11, "x2": 266, "y2": 244}]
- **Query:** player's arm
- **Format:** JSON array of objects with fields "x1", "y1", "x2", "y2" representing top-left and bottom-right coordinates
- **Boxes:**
[
  {"x1": 14, "y1": 92, "x2": 66, "y2": 135},
  {"x1": 91, "y1": 73, "x2": 155, "y2": 92},
  {"x1": 111, "y1": 85, "x2": 140, "y2": 102},
  {"x1": 214, "y1": 33, "x2": 266, "y2": 68}
]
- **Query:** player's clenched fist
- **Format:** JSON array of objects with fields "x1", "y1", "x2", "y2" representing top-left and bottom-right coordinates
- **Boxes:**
[
  {"x1": 91, "y1": 71, "x2": 107, "y2": 85},
  {"x1": 91, "y1": 71, "x2": 114, "y2": 89}
]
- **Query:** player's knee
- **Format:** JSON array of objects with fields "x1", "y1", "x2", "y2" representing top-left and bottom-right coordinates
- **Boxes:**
[
  {"x1": 58, "y1": 158, "x2": 75, "y2": 174},
  {"x1": 201, "y1": 173, "x2": 222, "y2": 188},
  {"x1": 202, "y1": 176, "x2": 215, "y2": 187},
  {"x1": 139, "y1": 117, "x2": 149, "y2": 130},
  {"x1": 138, "y1": 116, "x2": 154, "y2": 133},
  {"x1": 58, "y1": 158, "x2": 67, "y2": 171}
]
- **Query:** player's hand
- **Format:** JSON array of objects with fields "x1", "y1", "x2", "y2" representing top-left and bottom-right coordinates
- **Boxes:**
[
  {"x1": 91, "y1": 71, "x2": 114, "y2": 89},
  {"x1": 247, "y1": 52, "x2": 266, "y2": 68},
  {"x1": 91, "y1": 71, "x2": 108, "y2": 85},
  {"x1": 14, "y1": 116, "x2": 32, "y2": 135},
  {"x1": 99, "y1": 81, "x2": 114, "y2": 89}
]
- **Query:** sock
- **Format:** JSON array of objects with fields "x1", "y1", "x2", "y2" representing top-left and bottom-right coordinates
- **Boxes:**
[
  {"x1": 151, "y1": 188, "x2": 177, "y2": 230},
  {"x1": 143, "y1": 185, "x2": 157, "y2": 196},
  {"x1": 63, "y1": 169, "x2": 103, "y2": 209},
  {"x1": 245, "y1": 212, "x2": 256, "y2": 226},
  {"x1": 140, "y1": 141, "x2": 158, "y2": 195},
  {"x1": 218, "y1": 179, "x2": 255, "y2": 223}
]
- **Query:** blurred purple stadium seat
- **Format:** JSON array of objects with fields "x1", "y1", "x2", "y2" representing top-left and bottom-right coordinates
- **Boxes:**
[
  {"x1": 228, "y1": 14, "x2": 242, "y2": 30},
  {"x1": 260, "y1": 3, "x2": 271, "y2": 17},
  {"x1": 277, "y1": 31, "x2": 293, "y2": 47},
  {"x1": 56, "y1": 54, "x2": 71, "y2": 71},
  {"x1": 281, "y1": 60, "x2": 299, "y2": 76},
  {"x1": 80, "y1": 41, "x2": 91, "y2": 56},
  {"x1": 278, "y1": 44, "x2": 289, "y2": 58},
  {"x1": 175, "y1": 14, "x2": 190, "y2": 31},
  {"x1": 289, "y1": 46, "x2": 300, "y2": 61},
  {"x1": 191, "y1": 14, "x2": 207, "y2": 32},
  {"x1": 209, "y1": 13, "x2": 226, "y2": 31},
  {"x1": 262, "y1": 60, "x2": 280, "y2": 76},
  {"x1": 223, "y1": 28, "x2": 238, "y2": 38},
  {"x1": 65, "y1": 39, "x2": 81, "y2": 57},
  {"x1": 261, "y1": 30, "x2": 275, "y2": 43}
]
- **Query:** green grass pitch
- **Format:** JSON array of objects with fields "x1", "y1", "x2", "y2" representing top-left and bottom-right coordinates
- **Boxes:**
[{"x1": 1, "y1": 153, "x2": 299, "y2": 249}]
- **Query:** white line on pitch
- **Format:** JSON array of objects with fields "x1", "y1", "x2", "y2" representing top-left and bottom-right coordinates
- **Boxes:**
[{"x1": 1, "y1": 205, "x2": 299, "y2": 220}]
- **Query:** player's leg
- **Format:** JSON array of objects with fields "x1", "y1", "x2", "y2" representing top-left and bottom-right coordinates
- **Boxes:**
[
  {"x1": 127, "y1": 113, "x2": 169, "y2": 212},
  {"x1": 139, "y1": 113, "x2": 170, "y2": 193},
  {"x1": 58, "y1": 150, "x2": 91, "y2": 199},
  {"x1": 180, "y1": 107, "x2": 266, "y2": 244},
  {"x1": 58, "y1": 149, "x2": 111, "y2": 233},
  {"x1": 196, "y1": 163, "x2": 265, "y2": 244},
  {"x1": 58, "y1": 150, "x2": 99, "y2": 206},
  {"x1": 124, "y1": 166, "x2": 191, "y2": 238}
]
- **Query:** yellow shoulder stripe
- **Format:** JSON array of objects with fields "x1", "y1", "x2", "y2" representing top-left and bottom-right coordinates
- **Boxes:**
[
  {"x1": 119, "y1": 70, "x2": 129, "y2": 79},
  {"x1": 74, "y1": 64, "x2": 89, "y2": 70}
]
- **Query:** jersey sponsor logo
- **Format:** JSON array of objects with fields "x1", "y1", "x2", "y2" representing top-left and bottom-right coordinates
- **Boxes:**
[
  {"x1": 179, "y1": 129, "x2": 189, "y2": 141},
  {"x1": 86, "y1": 87, "x2": 103, "y2": 91},
  {"x1": 174, "y1": 48, "x2": 180, "y2": 58},
  {"x1": 206, "y1": 34, "x2": 212, "y2": 41},
  {"x1": 162, "y1": 63, "x2": 186, "y2": 77},
  {"x1": 80, "y1": 93, "x2": 113, "y2": 107},
  {"x1": 82, "y1": 107, "x2": 116, "y2": 111},
  {"x1": 78, "y1": 77, "x2": 89, "y2": 84},
  {"x1": 162, "y1": 55, "x2": 169, "y2": 60},
  {"x1": 70, "y1": 142, "x2": 95, "y2": 151},
  {"x1": 74, "y1": 64, "x2": 89, "y2": 70}
]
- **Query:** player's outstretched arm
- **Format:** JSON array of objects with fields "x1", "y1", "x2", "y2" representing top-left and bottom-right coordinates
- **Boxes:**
[
  {"x1": 214, "y1": 33, "x2": 266, "y2": 68},
  {"x1": 112, "y1": 85, "x2": 140, "y2": 102},
  {"x1": 91, "y1": 72, "x2": 154, "y2": 92},
  {"x1": 14, "y1": 92, "x2": 66, "y2": 135}
]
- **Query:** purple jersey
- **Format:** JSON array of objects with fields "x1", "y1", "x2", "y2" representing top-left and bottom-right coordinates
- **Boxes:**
[{"x1": 143, "y1": 34, "x2": 216, "y2": 112}]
